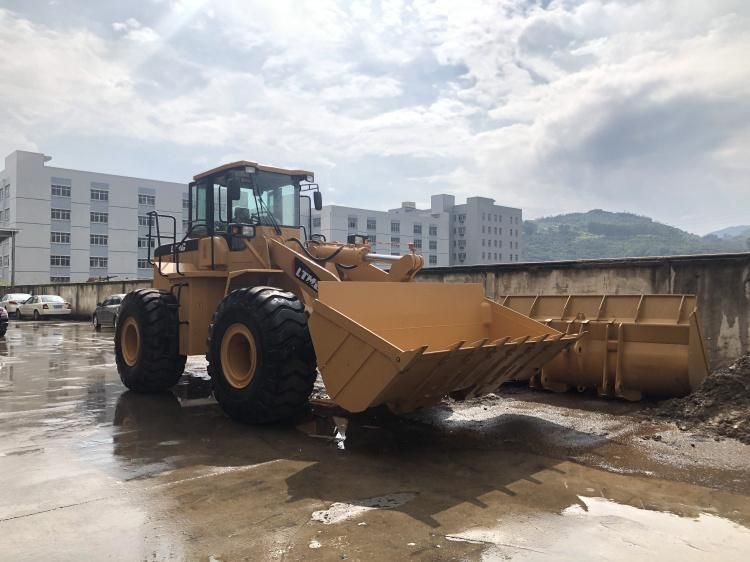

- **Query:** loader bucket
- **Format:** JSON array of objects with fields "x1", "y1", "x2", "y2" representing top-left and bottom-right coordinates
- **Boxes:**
[
  {"x1": 500, "y1": 295, "x2": 710, "y2": 400},
  {"x1": 309, "y1": 282, "x2": 579, "y2": 413}
]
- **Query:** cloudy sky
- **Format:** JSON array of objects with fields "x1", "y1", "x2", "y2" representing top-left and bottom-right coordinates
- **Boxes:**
[{"x1": 0, "y1": 0, "x2": 748, "y2": 234}]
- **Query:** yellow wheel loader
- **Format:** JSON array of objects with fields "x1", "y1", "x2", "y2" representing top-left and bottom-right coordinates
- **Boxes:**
[{"x1": 114, "y1": 161, "x2": 709, "y2": 423}]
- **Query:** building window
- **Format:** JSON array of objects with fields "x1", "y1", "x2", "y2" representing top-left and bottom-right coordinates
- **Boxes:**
[
  {"x1": 312, "y1": 217, "x2": 321, "y2": 227},
  {"x1": 499, "y1": 215, "x2": 503, "y2": 222},
  {"x1": 414, "y1": 239, "x2": 422, "y2": 249},
  {"x1": 482, "y1": 239, "x2": 485, "y2": 246},
  {"x1": 429, "y1": 240, "x2": 437, "y2": 250},
  {"x1": 368, "y1": 235, "x2": 376, "y2": 245},
  {"x1": 51, "y1": 208, "x2": 71, "y2": 221},
  {"x1": 413, "y1": 223, "x2": 422, "y2": 235},
  {"x1": 458, "y1": 214, "x2": 465, "y2": 224},
  {"x1": 50, "y1": 232, "x2": 70, "y2": 244},
  {"x1": 482, "y1": 213, "x2": 486, "y2": 220},
  {"x1": 494, "y1": 227, "x2": 497, "y2": 235},
  {"x1": 429, "y1": 255, "x2": 437, "y2": 265},
  {"x1": 51, "y1": 184, "x2": 71, "y2": 197},
  {"x1": 50, "y1": 276, "x2": 70, "y2": 283},
  {"x1": 138, "y1": 194, "x2": 156, "y2": 206},
  {"x1": 391, "y1": 221, "x2": 400, "y2": 233},
  {"x1": 91, "y1": 212, "x2": 108, "y2": 223},
  {"x1": 138, "y1": 237, "x2": 155, "y2": 248},
  {"x1": 2, "y1": 256, "x2": 8, "y2": 266},
  {"x1": 50, "y1": 255, "x2": 70, "y2": 267},
  {"x1": 482, "y1": 252, "x2": 485, "y2": 260},
  {"x1": 182, "y1": 197, "x2": 190, "y2": 209},
  {"x1": 482, "y1": 225, "x2": 485, "y2": 234},
  {"x1": 90, "y1": 257, "x2": 108, "y2": 268},
  {"x1": 494, "y1": 253, "x2": 498, "y2": 260},
  {"x1": 367, "y1": 218, "x2": 376, "y2": 230},
  {"x1": 499, "y1": 253, "x2": 503, "y2": 261},
  {"x1": 90, "y1": 234, "x2": 108, "y2": 246},
  {"x1": 138, "y1": 259, "x2": 151, "y2": 269},
  {"x1": 90, "y1": 189, "x2": 109, "y2": 201},
  {"x1": 391, "y1": 236, "x2": 400, "y2": 248},
  {"x1": 348, "y1": 216, "x2": 358, "y2": 230},
  {"x1": 138, "y1": 215, "x2": 153, "y2": 227},
  {"x1": 429, "y1": 225, "x2": 437, "y2": 236}
]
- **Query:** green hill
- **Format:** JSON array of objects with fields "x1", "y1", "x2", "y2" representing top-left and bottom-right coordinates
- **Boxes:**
[{"x1": 523, "y1": 210, "x2": 749, "y2": 261}]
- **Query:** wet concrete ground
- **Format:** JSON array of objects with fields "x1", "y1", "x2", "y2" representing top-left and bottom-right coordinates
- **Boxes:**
[{"x1": 0, "y1": 321, "x2": 749, "y2": 561}]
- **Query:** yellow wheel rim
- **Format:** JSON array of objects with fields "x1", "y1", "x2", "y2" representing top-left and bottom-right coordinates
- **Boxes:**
[
  {"x1": 221, "y1": 323, "x2": 258, "y2": 389},
  {"x1": 121, "y1": 317, "x2": 141, "y2": 367}
]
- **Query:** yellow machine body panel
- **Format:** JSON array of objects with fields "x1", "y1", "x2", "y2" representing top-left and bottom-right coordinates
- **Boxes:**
[
  {"x1": 500, "y1": 294, "x2": 710, "y2": 400},
  {"x1": 309, "y1": 282, "x2": 578, "y2": 412}
]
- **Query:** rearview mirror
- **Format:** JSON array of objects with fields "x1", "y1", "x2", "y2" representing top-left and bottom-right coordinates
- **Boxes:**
[
  {"x1": 313, "y1": 191, "x2": 323, "y2": 211},
  {"x1": 97, "y1": 302, "x2": 102, "y2": 307},
  {"x1": 227, "y1": 179, "x2": 241, "y2": 201}
]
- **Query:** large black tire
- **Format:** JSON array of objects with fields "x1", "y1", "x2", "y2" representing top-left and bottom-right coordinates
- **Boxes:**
[
  {"x1": 93, "y1": 313, "x2": 101, "y2": 331},
  {"x1": 207, "y1": 287, "x2": 317, "y2": 424},
  {"x1": 115, "y1": 289, "x2": 186, "y2": 393}
]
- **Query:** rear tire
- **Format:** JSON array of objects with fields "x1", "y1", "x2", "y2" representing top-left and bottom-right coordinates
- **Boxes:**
[
  {"x1": 115, "y1": 289, "x2": 186, "y2": 393},
  {"x1": 33, "y1": 310, "x2": 40, "y2": 321},
  {"x1": 207, "y1": 287, "x2": 317, "y2": 424}
]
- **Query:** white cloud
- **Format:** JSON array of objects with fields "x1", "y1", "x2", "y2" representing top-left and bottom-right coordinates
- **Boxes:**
[
  {"x1": 112, "y1": 17, "x2": 159, "y2": 43},
  {"x1": 1, "y1": 1, "x2": 749, "y2": 233}
]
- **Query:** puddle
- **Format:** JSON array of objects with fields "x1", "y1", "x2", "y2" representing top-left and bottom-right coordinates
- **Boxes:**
[
  {"x1": 312, "y1": 492, "x2": 417, "y2": 524},
  {"x1": 449, "y1": 495, "x2": 750, "y2": 561}
]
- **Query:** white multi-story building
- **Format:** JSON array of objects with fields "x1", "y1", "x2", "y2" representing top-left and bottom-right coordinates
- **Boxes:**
[
  {"x1": 447, "y1": 195, "x2": 523, "y2": 265},
  {"x1": 312, "y1": 197, "x2": 451, "y2": 266},
  {"x1": 0, "y1": 150, "x2": 188, "y2": 284},
  {"x1": 312, "y1": 194, "x2": 522, "y2": 267}
]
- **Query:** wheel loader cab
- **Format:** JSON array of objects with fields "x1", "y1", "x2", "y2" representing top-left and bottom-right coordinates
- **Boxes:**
[{"x1": 187, "y1": 162, "x2": 318, "y2": 243}]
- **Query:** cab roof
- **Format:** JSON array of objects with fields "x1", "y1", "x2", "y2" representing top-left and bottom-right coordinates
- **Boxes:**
[{"x1": 193, "y1": 160, "x2": 314, "y2": 181}]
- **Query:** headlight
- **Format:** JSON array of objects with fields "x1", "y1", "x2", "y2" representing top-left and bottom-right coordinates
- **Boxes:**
[{"x1": 306, "y1": 174, "x2": 314, "y2": 182}]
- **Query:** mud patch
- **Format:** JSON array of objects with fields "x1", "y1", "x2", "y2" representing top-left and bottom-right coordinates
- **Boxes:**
[
  {"x1": 311, "y1": 492, "x2": 416, "y2": 524},
  {"x1": 648, "y1": 354, "x2": 750, "y2": 443}
]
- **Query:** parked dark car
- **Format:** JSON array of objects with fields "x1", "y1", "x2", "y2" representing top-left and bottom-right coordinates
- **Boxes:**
[
  {"x1": 0, "y1": 306, "x2": 7, "y2": 337},
  {"x1": 93, "y1": 294, "x2": 126, "y2": 330}
]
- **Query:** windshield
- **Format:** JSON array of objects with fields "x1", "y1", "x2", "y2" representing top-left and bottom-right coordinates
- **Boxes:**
[
  {"x1": 231, "y1": 170, "x2": 301, "y2": 228},
  {"x1": 42, "y1": 296, "x2": 64, "y2": 303}
]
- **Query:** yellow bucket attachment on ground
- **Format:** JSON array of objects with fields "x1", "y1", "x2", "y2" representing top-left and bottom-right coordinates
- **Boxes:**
[
  {"x1": 500, "y1": 295, "x2": 709, "y2": 400},
  {"x1": 309, "y1": 282, "x2": 579, "y2": 413}
]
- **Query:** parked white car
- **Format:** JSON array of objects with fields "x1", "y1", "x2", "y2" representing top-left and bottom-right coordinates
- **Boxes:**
[
  {"x1": 17, "y1": 295, "x2": 72, "y2": 320},
  {"x1": 0, "y1": 293, "x2": 32, "y2": 316}
]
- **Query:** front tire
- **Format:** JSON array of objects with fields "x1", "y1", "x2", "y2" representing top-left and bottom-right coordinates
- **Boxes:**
[
  {"x1": 93, "y1": 314, "x2": 101, "y2": 331},
  {"x1": 207, "y1": 287, "x2": 317, "y2": 424},
  {"x1": 33, "y1": 310, "x2": 40, "y2": 321},
  {"x1": 115, "y1": 289, "x2": 186, "y2": 393}
]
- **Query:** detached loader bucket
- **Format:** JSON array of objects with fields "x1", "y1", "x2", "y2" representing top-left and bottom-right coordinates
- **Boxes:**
[
  {"x1": 309, "y1": 282, "x2": 578, "y2": 413},
  {"x1": 500, "y1": 295, "x2": 710, "y2": 400}
]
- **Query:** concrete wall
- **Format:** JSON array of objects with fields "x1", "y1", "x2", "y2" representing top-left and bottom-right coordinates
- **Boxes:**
[
  {"x1": 418, "y1": 253, "x2": 750, "y2": 369},
  {"x1": 8, "y1": 252, "x2": 749, "y2": 368},
  {"x1": 8, "y1": 280, "x2": 151, "y2": 319}
]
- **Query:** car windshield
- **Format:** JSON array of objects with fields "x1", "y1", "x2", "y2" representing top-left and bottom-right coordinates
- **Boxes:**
[
  {"x1": 41, "y1": 296, "x2": 64, "y2": 303},
  {"x1": 11, "y1": 294, "x2": 30, "y2": 300}
]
